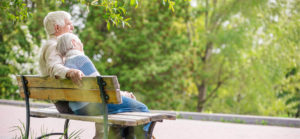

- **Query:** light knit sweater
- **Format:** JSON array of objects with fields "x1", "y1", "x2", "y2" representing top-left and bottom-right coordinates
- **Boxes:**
[
  {"x1": 64, "y1": 49, "x2": 100, "y2": 111},
  {"x1": 39, "y1": 36, "x2": 70, "y2": 78}
]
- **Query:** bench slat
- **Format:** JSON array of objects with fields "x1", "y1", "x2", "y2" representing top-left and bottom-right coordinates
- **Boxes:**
[
  {"x1": 16, "y1": 75, "x2": 120, "y2": 90},
  {"x1": 117, "y1": 112, "x2": 167, "y2": 121},
  {"x1": 120, "y1": 112, "x2": 176, "y2": 120},
  {"x1": 16, "y1": 75, "x2": 121, "y2": 104},
  {"x1": 109, "y1": 115, "x2": 150, "y2": 126},
  {"x1": 150, "y1": 111, "x2": 177, "y2": 120},
  {"x1": 19, "y1": 88, "x2": 121, "y2": 104},
  {"x1": 30, "y1": 107, "x2": 151, "y2": 126}
]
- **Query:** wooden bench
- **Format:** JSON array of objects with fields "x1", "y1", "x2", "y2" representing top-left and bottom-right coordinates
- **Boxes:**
[{"x1": 17, "y1": 75, "x2": 175, "y2": 139}]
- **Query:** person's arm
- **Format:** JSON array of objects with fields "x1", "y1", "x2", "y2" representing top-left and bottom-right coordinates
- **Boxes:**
[
  {"x1": 73, "y1": 55, "x2": 99, "y2": 76},
  {"x1": 45, "y1": 44, "x2": 83, "y2": 85},
  {"x1": 120, "y1": 91, "x2": 136, "y2": 100},
  {"x1": 65, "y1": 69, "x2": 84, "y2": 85}
]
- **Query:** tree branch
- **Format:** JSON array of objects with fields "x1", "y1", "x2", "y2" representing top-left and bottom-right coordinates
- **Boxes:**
[
  {"x1": 201, "y1": 41, "x2": 213, "y2": 62},
  {"x1": 199, "y1": 58, "x2": 229, "y2": 104}
]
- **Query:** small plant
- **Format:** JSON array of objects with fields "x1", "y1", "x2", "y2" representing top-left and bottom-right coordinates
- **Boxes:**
[
  {"x1": 176, "y1": 114, "x2": 183, "y2": 119},
  {"x1": 10, "y1": 120, "x2": 34, "y2": 139},
  {"x1": 63, "y1": 128, "x2": 84, "y2": 139},
  {"x1": 260, "y1": 120, "x2": 268, "y2": 125},
  {"x1": 220, "y1": 118, "x2": 226, "y2": 122},
  {"x1": 233, "y1": 118, "x2": 245, "y2": 124},
  {"x1": 38, "y1": 125, "x2": 49, "y2": 139},
  {"x1": 10, "y1": 120, "x2": 84, "y2": 139}
]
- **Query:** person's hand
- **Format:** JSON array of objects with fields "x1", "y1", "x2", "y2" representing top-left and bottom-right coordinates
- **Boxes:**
[
  {"x1": 66, "y1": 69, "x2": 84, "y2": 86},
  {"x1": 121, "y1": 91, "x2": 136, "y2": 100}
]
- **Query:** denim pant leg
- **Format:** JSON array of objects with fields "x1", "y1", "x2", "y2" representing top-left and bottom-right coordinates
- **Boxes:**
[
  {"x1": 73, "y1": 96, "x2": 151, "y2": 132},
  {"x1": 107, "y1": 96, "x2": 149, "y2": 114},
  {"x1": 108, "y1": 96, "x2": 151, "y2": 132}
]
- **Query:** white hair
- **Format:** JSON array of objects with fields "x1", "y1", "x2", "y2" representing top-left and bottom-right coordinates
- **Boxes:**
[
  {"x1": 56, "y1": 33, "x2": 81, "y2": 56},
  {"x1": 43, "y1": 11, "x2": 71, "y2": 35}
]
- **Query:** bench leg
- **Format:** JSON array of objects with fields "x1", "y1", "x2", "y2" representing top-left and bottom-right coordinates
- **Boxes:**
[
  {"x1": 94, "y1": 123, "x2": 106, "y2": 139},
  {"x1": 22, "y1": 75, "x2": 30, "y2": 139},
  {"x1": 146, "y1": 121, "x2": 157, "y2": 139},
  {"x1": 25, "y1": 98, "x2": 30, "y2": 139},
  {"x1": 109, "y1": 126, "x2": 139, "y2": 139},
  {"x1": 108, "y1": 125, "x2": 123, "y2": 139},
  {"x1": 107, "y1": 122, "x2": 158, "y2": 139},
  {"x1": 64, "y1": 119, "x2": 70, "y2": 139}
]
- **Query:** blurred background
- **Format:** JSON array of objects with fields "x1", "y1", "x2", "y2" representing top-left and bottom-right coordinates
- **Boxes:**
[{"x1": 0, "y1": 0, "x2": 299, "y2": 118}]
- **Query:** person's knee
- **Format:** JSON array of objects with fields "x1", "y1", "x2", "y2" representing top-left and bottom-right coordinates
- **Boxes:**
[
  {"x1": 121, "y1": 96, "x2": 150, "y2": 112},
  {"x1": 137, "y1": 103, "x2": 149, "y2": 112}
]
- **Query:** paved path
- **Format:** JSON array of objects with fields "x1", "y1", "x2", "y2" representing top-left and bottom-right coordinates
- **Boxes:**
[{"x1": 1, "y1": 104, "x2": 300, "y2": 139}]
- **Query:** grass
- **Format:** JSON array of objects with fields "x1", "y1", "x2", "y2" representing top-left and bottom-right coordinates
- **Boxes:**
[
  {"x1": 176, "y1": 114, "x2": 183, "y2": 119},
  {"x1": 9, "y1": 120, "x2": 30, "y2": 139},
  {"x1": 10, "y1": 120, "x2": 84, "y2": 139},
  {"x1": 219, "y1": 118, "x2": 245, "y2": 124},
  {"x1": 260, "y1": 120, "x2": 268, "y2": 125}
]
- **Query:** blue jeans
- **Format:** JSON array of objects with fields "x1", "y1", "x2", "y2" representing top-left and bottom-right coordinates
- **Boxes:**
[{"x1": 73, "y1": 96, "x2": 151, "y2": 132}]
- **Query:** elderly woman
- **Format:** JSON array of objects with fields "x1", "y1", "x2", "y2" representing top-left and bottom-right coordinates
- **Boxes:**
[{"x1": 56, "y1": 33, "x2": 151, "y2": 138}]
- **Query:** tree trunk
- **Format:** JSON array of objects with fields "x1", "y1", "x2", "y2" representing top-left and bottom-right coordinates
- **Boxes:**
[
  {"x1": 296, "y1": 104, "x2": 300, "y2": 118},
  {"x1": 196, "y1": 0, "x2": 213, "y2": 112},
  {"x1": 197, "y1": 81, "x2": 207, "y2": 112},
  {"x1": 196, "y1": 41, "x2": 213, "y2": 112}
]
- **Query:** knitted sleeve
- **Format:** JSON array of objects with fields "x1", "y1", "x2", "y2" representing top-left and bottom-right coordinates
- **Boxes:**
[{"x1": 64, "y1": 55, "x2": 100, "y2": 76}]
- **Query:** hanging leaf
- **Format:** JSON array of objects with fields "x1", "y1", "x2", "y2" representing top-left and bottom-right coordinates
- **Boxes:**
[{"x1": 106, "y1": 20, "x2": 110, "y2": 30}]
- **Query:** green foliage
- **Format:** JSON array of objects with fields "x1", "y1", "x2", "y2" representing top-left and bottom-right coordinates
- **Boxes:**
[
  {"x1": 277, "y1": 68, "x2": 300, "y2": 117},
  {"x1": 181, "y1": 0, "x2": 272, "y2": 112},
  {"x1": 0, "y1": 0, "x2": 72, "y2": 99},
  {"x1": 80, "y1": 0, "x2": 190, "y2": 110},
  {"x1": 202, "y1": 0, "x2": 300, "y2": 116},
  {"x1": 1, "y1": 0, "x2": 299, "y2": 117},
  {"x1": 1, "y1": 0, "x2": 176, "y2": 29},
  {"x1": 0, "y1": 0, "x2": 29, "y2": 23},
  {"x1": 0, "y1": 3, "x2": 36, "y2": 99}
]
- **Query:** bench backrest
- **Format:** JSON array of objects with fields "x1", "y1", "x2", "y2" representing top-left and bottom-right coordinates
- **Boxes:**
[{"x1": 16, "y1": 75, "x2": 122, "y2": 104}]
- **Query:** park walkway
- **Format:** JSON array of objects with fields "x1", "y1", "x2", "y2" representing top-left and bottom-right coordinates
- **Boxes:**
[{"x1": 1, "y1": 104, "x2": 300, "y2": 139}]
